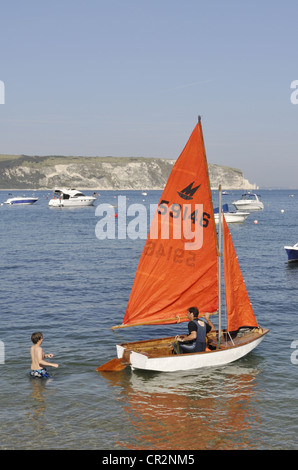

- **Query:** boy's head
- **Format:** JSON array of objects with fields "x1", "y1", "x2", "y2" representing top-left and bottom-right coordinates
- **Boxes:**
[{"x1": 31, "y1": 332, "x2": 43, "y2": 344}]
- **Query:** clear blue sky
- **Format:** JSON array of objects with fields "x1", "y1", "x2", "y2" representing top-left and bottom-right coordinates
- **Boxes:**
[{"x1": 0, "y1": 0, "x2": 297, "y2": 188}]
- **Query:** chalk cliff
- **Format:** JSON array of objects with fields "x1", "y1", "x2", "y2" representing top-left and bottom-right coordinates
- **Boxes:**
[{"x1": 0, "y1": 155, "x2": 258, "y2": 190}]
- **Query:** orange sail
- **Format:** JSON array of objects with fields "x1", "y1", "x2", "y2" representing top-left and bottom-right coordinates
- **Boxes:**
[
  {"x1": 121, "y1": 119, "x2": 219, "y2": 328},
  {"x1": 222, "y1": 214, "x2": 258, "y2": 331}
]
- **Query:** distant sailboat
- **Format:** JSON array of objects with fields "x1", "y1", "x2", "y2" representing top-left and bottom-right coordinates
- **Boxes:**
[{"x1": 97, "y1": 118, "x2": 268, "y2": 373}]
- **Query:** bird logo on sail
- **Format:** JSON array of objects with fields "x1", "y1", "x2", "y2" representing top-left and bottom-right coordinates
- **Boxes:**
[{"x1": 177, "y1": 181, "x2": 200, "y2": 200}]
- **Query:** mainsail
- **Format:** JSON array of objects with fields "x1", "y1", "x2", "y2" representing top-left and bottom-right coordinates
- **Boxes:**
[
  {"x1": 222, "y1": 214, "x2": 258, "y2": 331},
  {"x1": 121, "y1": 119, "x2": 219, "y2": 328}
]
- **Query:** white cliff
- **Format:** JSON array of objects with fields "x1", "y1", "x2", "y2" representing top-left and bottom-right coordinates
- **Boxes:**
[{"x1": 0, "y1": 155, "x2": 258, "y2": 190}]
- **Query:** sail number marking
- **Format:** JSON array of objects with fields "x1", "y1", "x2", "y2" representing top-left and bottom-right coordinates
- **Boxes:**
[
  {"x1": 144, "y1": 240, "x2": 196, "y2": 266},
  {"x1": 158, "y1": 200, "x2": 210, "y2": 227}
]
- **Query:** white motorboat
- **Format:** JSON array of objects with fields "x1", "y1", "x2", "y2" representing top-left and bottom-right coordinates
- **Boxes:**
[
  {"x1": 284, "y1": 243, "x2": 298, "y2": 262},
  {"x1": 4, "y1": 196, "x2": 38, "y2": 205},
  {"x1": 48, "y1": 188, "x2": 96, "y2": 207},
  {"x1": 232, "y1": 193, "x2": 264, "y2": 211},
  {"x1": 214, "y1": 204, "x2": 249, "y2": 224}
]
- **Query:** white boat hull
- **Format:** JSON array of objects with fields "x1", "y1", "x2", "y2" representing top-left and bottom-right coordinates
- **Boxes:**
[
  {"x1": 232, "y1": 202, "x2": 263, "y2": 211},
  {"x1": 232, "y1": 193, "x2": 264, "y2": 212},
  {"x1": 214, "y1": 212, "x2": 249, "y2": 224},
  {"x1": 116, "y1": 329, "x2": 269, "y2": 372},
  {"x1": 49, "y1": 197, "x2": 95, "y2": 207},
  {"x1": 284, "y1": 244, "x2": 298, "y2": 262},
  {"x1": 5, "y1": 197, "x2": 38, "y2": 205}
]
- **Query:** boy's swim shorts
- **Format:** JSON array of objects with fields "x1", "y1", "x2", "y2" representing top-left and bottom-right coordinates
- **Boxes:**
[{"x1": 30, "y1": 368, "x2": 50, "y2": 378}]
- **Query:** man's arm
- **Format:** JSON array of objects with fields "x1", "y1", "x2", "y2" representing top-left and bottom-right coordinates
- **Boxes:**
[
  {"x1": 204, "y1": 313, "x2": 216, "y2": 332},
  {"x1": 177, "y1": 330, "x2": 197, "y2": 342}
]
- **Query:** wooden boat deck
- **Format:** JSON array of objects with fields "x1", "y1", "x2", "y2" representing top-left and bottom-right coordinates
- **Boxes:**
[{"x1": 119, "y1": 328, "x2": 269, "y2": 359}]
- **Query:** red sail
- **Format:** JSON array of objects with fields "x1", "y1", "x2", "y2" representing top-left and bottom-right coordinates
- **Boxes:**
[
  {"x1": 222, "y1": 214, "x2": 258, "y2": 331},
  {"x1": 122, "y1": 120, "x2": 219, "y2": 327}
]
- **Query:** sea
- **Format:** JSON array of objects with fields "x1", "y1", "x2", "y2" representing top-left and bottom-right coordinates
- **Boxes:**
[{"x1": 0, "y1": 188, "x2": 298, "y2": 451}]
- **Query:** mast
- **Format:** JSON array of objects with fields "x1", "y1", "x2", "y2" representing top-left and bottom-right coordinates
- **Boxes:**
[
  {"x1": 198, "y1": 115, "x2": 219, "y2": 256},
  {"x1": 217, "y1": 184, "x2": 222, "y2": 347}
]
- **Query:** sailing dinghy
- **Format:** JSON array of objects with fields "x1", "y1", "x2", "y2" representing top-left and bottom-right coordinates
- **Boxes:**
[{"x1": 99, "y1": 118, "x2": 268, "y2": 373}]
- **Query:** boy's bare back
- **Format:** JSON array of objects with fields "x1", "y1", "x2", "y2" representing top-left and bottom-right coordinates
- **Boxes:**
[{"x1": 30, "y1": 332, "x2": 58, "y2": 370}]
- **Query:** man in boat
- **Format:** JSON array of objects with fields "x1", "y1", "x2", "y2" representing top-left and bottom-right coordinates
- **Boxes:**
[{"x1": 176, "y1": 307, "x2": 215, "y2": 354}]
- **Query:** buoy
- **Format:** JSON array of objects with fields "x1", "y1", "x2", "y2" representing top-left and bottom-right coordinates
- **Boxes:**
[
  {"x1": 281, "y1": 209, "x2": 284, "y2": 213},
  {"x1": 254, "y1": 220, "x2": 258, "y2": 224},
  {"x1": 115, "y1": 213, "x2": 118, "y2": 218}
]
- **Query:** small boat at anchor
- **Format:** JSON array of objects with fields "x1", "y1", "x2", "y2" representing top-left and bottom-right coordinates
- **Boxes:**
[
  {"x1": 97, "y1": 117, "x2": 269, "y2": 373},
  {"x1": 232, "y1": 193, "x2": 264, "y2": 211},
  {"x1": 214, "y1": 203, "x2": 249, "y2": 224},
  {"x1": 48, "y1": 188, "x2": 96, "y2": 207},
  {"x1": 284, "y1": 243, "x2": 298, "y2": 262},
  {"x1": 4, "y1": 196, "x2": 38, "y2": 205}
]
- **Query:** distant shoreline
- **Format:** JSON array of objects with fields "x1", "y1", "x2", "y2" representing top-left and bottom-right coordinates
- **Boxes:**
[
  {"x1": 0, "y1": 154, "x2": 259, "y2": 191},
  {"x1": 0, "y1": 187, "x2": 296, "y2": 191}
]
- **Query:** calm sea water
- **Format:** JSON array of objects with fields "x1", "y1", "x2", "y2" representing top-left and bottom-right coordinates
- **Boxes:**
[{"x1": 1, "y1": 189, "x2": 298, "y2": 450}]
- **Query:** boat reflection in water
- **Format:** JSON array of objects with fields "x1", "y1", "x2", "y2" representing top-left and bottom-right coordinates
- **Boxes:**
[{"x1": 100, "y1": 361, "x2": 264, "y2": 450}]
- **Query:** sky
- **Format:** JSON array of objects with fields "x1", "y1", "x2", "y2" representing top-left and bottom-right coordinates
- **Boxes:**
[{"x1": 0, "y1": 0, "x2": 298, "y2": 188}]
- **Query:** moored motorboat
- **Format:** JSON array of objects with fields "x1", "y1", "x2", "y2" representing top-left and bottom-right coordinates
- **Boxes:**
[
  {"x1": 4, "y1": 196, "x2": 38, "y2": 205},
  {"x1": 48, "y1": 188, "x2": 96, "y2": 207},
  {"x1": 284, "y1": 243, "x2": 298, "y2": 262},
  {"x1": 214, "y1": 203, "x2": 249, "y2": 224},
  {"x1": 232, "y1": 193, "x2": 264, "y2": 211}
]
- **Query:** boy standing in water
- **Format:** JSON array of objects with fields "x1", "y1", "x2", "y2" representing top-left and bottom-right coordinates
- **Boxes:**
[{"x1": 30, "y1": 332, "x2": 58, "y2": 378}]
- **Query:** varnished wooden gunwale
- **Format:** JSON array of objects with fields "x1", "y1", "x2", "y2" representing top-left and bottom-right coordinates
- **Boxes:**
[{"x1": 118, "y1": 328, "x2": 269, "y2": 359}]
